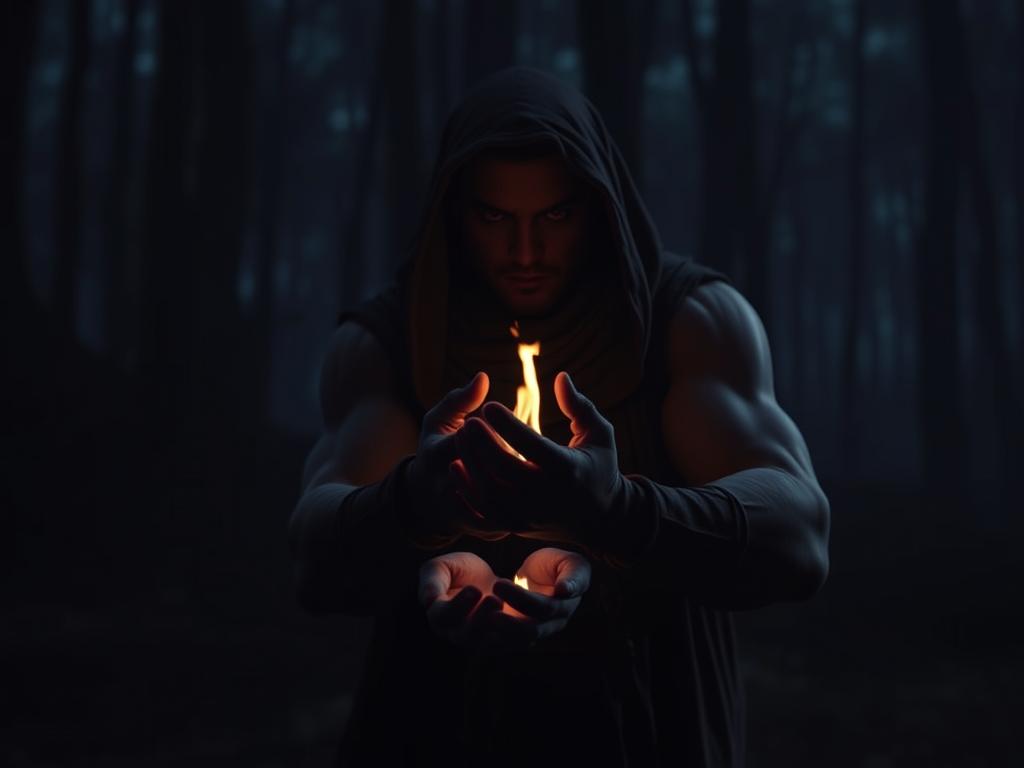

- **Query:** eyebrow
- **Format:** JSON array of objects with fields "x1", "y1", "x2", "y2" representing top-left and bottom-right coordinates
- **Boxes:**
[{"x1": 471, "y1": 194, "x2": 579, "y2": 216}]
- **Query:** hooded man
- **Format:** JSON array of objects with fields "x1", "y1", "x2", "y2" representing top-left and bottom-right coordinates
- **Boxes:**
[{"x1": 290, "y1": 67, "x2": 830, "y2": 767}]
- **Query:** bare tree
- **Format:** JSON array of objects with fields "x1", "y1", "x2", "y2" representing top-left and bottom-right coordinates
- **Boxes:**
[
  {"x1": 577, "y1": 0, "x2": 657, "y2": 189},
  {"x1": 103, "y1": 0, "x2": 142, "y2": 370},
  {"x1": 464, "y1": 0, "x2": 519, "y2": 89},
  {"x1": 54, "y1": 0, "x2": 93, "y2": 338},
  {"x1": 841, "y1": 0, "x2": 867, "y2": 472},
  {"x1": 917, "y1": 0, "x2": 970, "y2": 512},
  {"x1": 251, "y1": 0, "x2": 297, "y2": 424}
]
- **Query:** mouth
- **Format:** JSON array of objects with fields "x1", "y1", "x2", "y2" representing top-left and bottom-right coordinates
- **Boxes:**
[{"x1": 503, "y1": 273, "x2": 551, "y2": 288}]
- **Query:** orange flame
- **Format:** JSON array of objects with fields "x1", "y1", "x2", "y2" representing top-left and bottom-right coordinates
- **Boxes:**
[
  {"x1": 502, "y1": 572, "x2": 531, "y2": 616},
  {"x1": 510, "y1": 322, "x2": 542, "y2": 436}
]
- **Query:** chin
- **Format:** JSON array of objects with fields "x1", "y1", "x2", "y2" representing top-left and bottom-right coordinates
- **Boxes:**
[{"x1": 496, "y1": 287, "x2": 565, "y2": 318}]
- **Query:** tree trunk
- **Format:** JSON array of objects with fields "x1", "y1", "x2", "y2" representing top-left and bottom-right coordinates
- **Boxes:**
[
  {"x1": 251, "y1": 0, "x2": 296, "y2": 426},
  {"x1": 338, "y1": 2, "x2": 391, "y2": 308},
  {"x1": 1, "y1": 2, "x2": 40, "y2": 316},
  {"x1": 384, "y1": 0, "x2": 423, "y2": 269},
  {"x1": 577, "y1": 0, "x2": 656, "y2": 189},
  {"x1": 841, "y1": 0, "x2": 867, "y2": 474},
  {"x1": 53, "y1": 0, "x2": 92, "y2": 338},
  {"x1": 103, "y1": 0, "x2": 141, "y2": 369},
  {"x1": 140, "y1": 1, "x2": 197, "y2": 434},
  {"x1": 464, "y1": 0, "x2": 519, "y2": 89},
  {"x1": 192, "y1": 0, "x2": 252, "y2": 432},
  {"x1": 917, "y1": 0, "x2": 970, "y2": 515},
  {"x1": 681, "y1": 0, "x2": 763, "y2": 323},
  {"x1": 958, "y1": 2, "x2": 1020, "y2": 521}
]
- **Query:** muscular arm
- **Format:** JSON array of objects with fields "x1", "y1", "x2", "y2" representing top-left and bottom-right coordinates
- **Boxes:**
[
  {"x1": 617, "y1": 281, "x2": 830, "y2": 609},
  {"x1": 289, "y1": 322, "x2": 420, "y2": 615}
]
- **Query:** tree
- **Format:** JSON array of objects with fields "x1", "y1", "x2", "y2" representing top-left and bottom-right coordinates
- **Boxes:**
[
  {"x1": 917, "y1": 0, "x2": 970, "y2": 513},
  {"x1": 841, "y1": 0, "x2": 867, "y2": 472},
  {"x1": 103, "y1": 0, "x2": 142, "y2": 370},
  {"x1": 577, "y1": 0, "x2": 656, "y2": 189},
  {"x1": 53, "y1": 0, "x2": 93, "y2": 339}
]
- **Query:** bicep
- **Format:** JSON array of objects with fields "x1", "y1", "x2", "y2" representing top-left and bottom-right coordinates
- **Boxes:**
[
  {"x1": 662, "y1": 282, "x2": 817, "y2": 487},
  {"x1": 303, "y1": 322, "x2": 418, "y2": 492}
]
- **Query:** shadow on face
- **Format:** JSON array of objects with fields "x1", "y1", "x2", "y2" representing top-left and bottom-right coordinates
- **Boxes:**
[{"x1": 448, "y1": 145, "x2": 604, "y2": 318}]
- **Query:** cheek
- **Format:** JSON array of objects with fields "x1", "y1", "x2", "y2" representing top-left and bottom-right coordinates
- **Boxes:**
[
  {"x1": 544, "y1": 222, "x2": 587, "y2": 267},
  {"x1": 464, "y1": 221, "x2": 508, "y2": 268}
]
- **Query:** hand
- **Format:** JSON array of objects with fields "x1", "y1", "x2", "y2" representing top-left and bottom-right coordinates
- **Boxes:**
[
  {"x1": 453, "y1": 371, "x2": 622, "y2": 543},
  {"x1": 406, "y1": 372, "x2": 510, "y2": 541},
  {"x1": 418, "y1": 552, "x2": 504, "y2": 649},
  {"x1": 487, "y1": 547, "x2": 592, "y2": 647}
]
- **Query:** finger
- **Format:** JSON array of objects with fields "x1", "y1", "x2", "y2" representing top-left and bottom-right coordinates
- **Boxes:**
[
  {"x1": 551, "y1": 550, "x2": 592, "y2": 598},
  {"x1": 459, "y1": 416, "x2": 539, "y2": 487},
  {"x1": 429, "y1": 585, "x2": 482, "y2": 630},
  {"x1": 450, "y1": 594, "x2": 504, "y2": 649},
  {"x1": 423, "y1": 372, "x2": 490, "y2": 433},
  {"x1": 554, "y1": 372, "x2": 612, "y2": 444},
  {"x1": 418, "y1": 558, "x2": 453, "y2": 607},
  {"x1": 492, "y1": 579, "x2": 571, "y2": 621},
  {"x1": 480, "y1": 402, "x2": 568, "y2": 469},
  {"x1": 454, "y1": 421, "x2": 523, "y2": 528}
]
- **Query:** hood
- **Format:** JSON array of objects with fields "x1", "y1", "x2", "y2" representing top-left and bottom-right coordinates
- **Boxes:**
[{"x1": 404, "y1": 66, "x2": 665, "y2": 418}]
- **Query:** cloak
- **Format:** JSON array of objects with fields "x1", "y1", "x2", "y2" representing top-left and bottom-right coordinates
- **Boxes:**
[{"x1": 336, "y1": 67, "x2": 744, "y2": 767}]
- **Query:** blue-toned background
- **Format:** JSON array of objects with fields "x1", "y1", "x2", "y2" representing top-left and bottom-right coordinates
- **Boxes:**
[{"x1": 4, "y1": 1, "x2": 1021, "y2": 764}]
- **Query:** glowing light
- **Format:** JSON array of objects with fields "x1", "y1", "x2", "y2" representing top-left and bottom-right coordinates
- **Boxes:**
[
  {"x1": 509, "y1": 321, "x2": 542, "y2": 441},
  {"x1": 514, "y1": 574, "x2": 529, "y2": 590}
]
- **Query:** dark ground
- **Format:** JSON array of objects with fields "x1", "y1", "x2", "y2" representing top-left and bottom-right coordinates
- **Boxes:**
[{"x1": 4, "y1": 465, "x2": 1021, "y2": 766}]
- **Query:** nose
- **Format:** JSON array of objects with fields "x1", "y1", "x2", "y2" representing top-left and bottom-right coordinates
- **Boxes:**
[{"x1": 509, "y1": 217, "x2": 541, "y2": 268}]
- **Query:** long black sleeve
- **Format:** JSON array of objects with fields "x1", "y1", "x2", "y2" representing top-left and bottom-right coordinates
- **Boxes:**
[
  {"x1": 291, "y1": 457, "x2": 460, "y2": 615},
  {"x1": 579, "y1": 467, "x2": 828, "y2": 610}
]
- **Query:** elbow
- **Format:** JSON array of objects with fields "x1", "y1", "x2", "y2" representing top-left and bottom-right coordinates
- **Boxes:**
[{"x1": 791, "y1": 488, "x2": 831, "y2": 601}]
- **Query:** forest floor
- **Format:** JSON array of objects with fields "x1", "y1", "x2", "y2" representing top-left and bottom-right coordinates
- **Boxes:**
[{"x1": 4, "y1": 450, "x2": 1021, "y2": 766}]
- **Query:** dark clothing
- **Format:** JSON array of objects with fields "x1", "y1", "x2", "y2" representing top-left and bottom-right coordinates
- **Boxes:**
[
  {"x1": 333, "y1": 68, "x2": 745, "y2": 766},
  {"x1": 336, "y1": 255, "x2": 742, "y2": 767}
]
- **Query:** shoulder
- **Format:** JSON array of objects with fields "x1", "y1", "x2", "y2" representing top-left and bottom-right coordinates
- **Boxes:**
[
  {"x1": 667, "y1": 280, "x2": 773, "y2": 398},
  {"x1": 319, "y1": 321, "x2": 398, "y2": 430}
]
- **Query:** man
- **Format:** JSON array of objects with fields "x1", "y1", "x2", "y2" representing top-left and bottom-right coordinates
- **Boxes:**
[{"x1": 290, "y1": 67, "x2": 830, "y2": 767}]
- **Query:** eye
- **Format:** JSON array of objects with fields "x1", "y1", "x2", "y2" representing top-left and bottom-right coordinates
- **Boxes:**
[
  {"x1": 545, "y1": 207, "x2": 570, "y2": 222},
  {"x1": 480, "y1": 208, "x2": 506, "y2": 223}
]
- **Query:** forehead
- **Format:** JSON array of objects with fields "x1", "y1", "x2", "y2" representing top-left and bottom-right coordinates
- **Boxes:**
[{"x1": 461, "y1": 151, "x2": 581, "y2": 210}]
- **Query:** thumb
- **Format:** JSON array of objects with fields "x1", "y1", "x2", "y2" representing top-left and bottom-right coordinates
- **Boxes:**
[
  {"x1": 425, "y1": 372, "x2": 490, "y2": 433},
  {"x1": 553, "y1": 552, "x2": 592, "y2": 598},
  {"x1": 554, "y1": 372, "x2": 602, "y2": 434}
]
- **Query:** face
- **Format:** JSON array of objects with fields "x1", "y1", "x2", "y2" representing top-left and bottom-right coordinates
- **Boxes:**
[{"x1": 456, "y1": 151, "x2": 594, "y2": 317}]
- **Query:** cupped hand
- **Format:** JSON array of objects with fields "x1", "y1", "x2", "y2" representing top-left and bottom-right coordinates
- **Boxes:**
[
  {"x1": 406, "y1": 372, "x2": 511, "y2": 541},
  {"x1": 453, "y1": 371, "x2": 622, "y2": 542},
  {"x1": 418, "y1": 552, "x2": 504, "y2": 649},
  {"x1": 486, "y1": 547, "x2": 592, "y2": 647}
]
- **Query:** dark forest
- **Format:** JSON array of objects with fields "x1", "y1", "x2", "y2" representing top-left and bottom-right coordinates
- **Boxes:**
[{"x1": 3, "y1": 0, "x2": 1022, "y2": 765}]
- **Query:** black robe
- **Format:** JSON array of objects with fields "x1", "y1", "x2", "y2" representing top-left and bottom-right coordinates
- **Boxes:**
[{"x1": 334, "y1": 68, "x2": 744, "y2": 767}]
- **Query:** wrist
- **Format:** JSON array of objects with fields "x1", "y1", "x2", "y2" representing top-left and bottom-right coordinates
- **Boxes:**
[
  {"x1": 395, "y1": 455, "x2": 459, "y2": 550},
  {"x1": 576, "y1": 473, "x2": 655, "y2": 569}
]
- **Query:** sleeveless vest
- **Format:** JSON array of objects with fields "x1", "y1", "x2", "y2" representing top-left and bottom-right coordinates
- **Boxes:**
[{"x1": 334, "y1": 253, "x2": 745, "y2": 767}]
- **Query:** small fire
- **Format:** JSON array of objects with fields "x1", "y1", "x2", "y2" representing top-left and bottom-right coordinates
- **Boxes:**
[
  {"x1": 510, "y1": 322, "x2": 541, "y2": 436},
  {"x1": 502, "y1": 572, "x2": 531, "y2": 616}
]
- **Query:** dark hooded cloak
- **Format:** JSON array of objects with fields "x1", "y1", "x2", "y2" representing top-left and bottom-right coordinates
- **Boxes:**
[{"x1": 335, "y1": 67, "x2": 744, "y2": 767}]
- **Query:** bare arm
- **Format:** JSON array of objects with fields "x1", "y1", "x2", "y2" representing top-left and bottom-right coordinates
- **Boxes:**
[
  {"x1": 650, "y1": 280, "x2": 830, "y2": 608},
  {"x1": 289, "y1": 322, "x2": 419, "y2": 615}
]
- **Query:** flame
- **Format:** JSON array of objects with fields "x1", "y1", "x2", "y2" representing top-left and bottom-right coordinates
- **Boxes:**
[
  {"x1": 510, "y1": 322, "x2": 541, "y2": 436},
  {"x1": 502, "y1": 572, "x2": 531, "y2": 616}
]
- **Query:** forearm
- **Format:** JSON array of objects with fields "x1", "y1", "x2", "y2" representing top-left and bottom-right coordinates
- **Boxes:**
[
  {"x1": 584, "y1": 467, "x2": 829, "y2": 610},
  {"x1": 289, "y1": 457, "x2": 455, "y2": 615}
]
